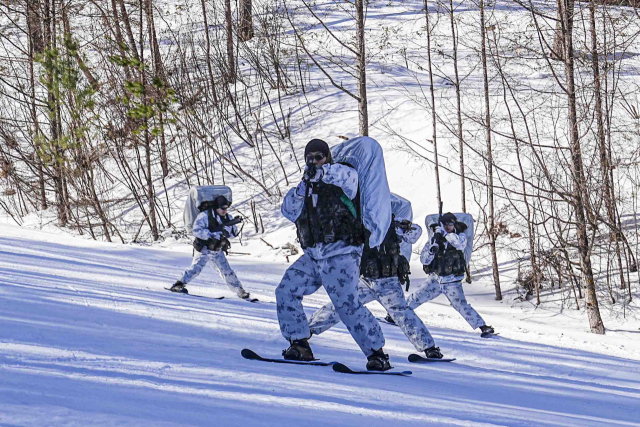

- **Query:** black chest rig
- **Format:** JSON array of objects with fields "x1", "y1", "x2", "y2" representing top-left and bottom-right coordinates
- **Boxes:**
[
  {"x1": 193, "y1": 210, "x2": 231, "y2": 253},
  {"x1": 360, "y1": 221, "x2": 411, "y2": 285},
  {"x1": 295, "y1": 180, "x2": 365, "y2": 249},
  {"x1": 424, "y1": 236, "x2": 466, "y2": 277}
]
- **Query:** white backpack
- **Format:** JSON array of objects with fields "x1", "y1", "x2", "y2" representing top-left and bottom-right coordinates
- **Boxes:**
[
  {"x1": 183, "y1": 186, "x2": 232, "y2": 234},
  {"x1": 331, "y1": 136, "x2": 392, "y2": 248}
]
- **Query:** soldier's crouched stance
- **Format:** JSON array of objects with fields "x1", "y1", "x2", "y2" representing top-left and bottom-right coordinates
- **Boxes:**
[
  {"x1": 406, "y1": 212, "x2": 494, "y2": 336},
  {"x1": 170, "y1": 195, "x2": 251, "y2": 300},
  {"x1": 276, "y1": 139, "x2": 389, "y2": 371}
]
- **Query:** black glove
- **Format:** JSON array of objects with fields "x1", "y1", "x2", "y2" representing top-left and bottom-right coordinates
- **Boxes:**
[
  {"x1": 429, "y1": 243, "x2": 440, "y2": 254},
  {"x1": 395, "y1": 220, "x2": 415, "y2": 232},
  {"x1": 219, "y1": 237, "x2": 231, "y2": 253}
]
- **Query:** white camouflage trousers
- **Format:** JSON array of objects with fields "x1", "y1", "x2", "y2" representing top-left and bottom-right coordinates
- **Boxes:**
[
  {"x1": 406, "y1": 274, "x2": 485, "y2": 329},
  {"x1": 179, "y1": 248, "x2": 247, "y2": 298},
  {"x1": 309, "y1": 276, "x2": 435, "y2": 351},
  {"x1": 276, "y1": 252, "x2": 385, "y2": 357}
]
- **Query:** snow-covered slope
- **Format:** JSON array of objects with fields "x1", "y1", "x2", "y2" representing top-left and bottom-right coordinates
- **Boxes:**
[{"x1": 2, "y1": 224, "x2": 640, "y2": 426}]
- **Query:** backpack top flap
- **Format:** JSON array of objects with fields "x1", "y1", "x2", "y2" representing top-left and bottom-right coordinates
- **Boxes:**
[
  {"x1": 183, "y1": 185, "x2": 232, "y2": 234},
  {"x1": 331, "y1": 136, "x2": 392, "y2": 248}
]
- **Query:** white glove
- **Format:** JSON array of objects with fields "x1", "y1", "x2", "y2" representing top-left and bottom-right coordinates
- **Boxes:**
[
  {"x1": 434, "y1": 225, "x2": 445, "y2": 235},
  {"x1": 445, "y1": 233, "x2": 460, "y2": 245}
]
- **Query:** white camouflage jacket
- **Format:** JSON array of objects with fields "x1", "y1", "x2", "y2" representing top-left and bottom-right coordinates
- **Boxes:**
[
  {"x1": 281, "y1": 163, "x2": 363, "y2": 260},
  {"x1": 420, "y1": 228, "x2": 467, "y2": 265},
  {"x1": 192, "y1": 211, "x2": 239, "y2": 242}
]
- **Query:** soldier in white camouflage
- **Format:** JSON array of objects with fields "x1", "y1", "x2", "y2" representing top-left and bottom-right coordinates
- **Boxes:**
[
  {"x1": 170, "y1": 195, "x2": 251, "y2": 300},
  {"x1": 407, "y1": 212, "x2": 494, "y2": 336},
  {"x1": 276, "y1": 139, "x2": 390, "y2": 371}
]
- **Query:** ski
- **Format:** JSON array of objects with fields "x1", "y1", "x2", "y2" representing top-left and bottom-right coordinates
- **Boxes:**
[
  {"x1": 164, "y1": 288, "x2": 225, "y2": 300},
  {"x1": 408, "y1": 354, "x2": 456, "y2": 363},
  {"x1": 241, "y1": 349, "x2": 336, "y2": 366},
  {"x1": 332, "y1": 362, "x2": 412, "y2": 376},
  {"x1": 481, "y1": 332, "x2": 500, "y2": 338}
]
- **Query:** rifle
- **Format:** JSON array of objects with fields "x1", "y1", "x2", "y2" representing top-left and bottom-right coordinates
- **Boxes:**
[
  {"x1": 222, "y1": 216, "x2": 243, "y2": 227},
  {"x1": 304, "y1": 161, "x2": 317, "y2": 182},
  {"x1": 433, "y1": 201, "x2": 446, "y2": 251},
  {"x1": 393, "y1": 219, "x2": 416, "y2": 232}
]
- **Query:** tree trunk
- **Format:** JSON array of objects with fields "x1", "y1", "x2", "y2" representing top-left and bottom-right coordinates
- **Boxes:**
[
  {"x1": 200, "y1": 0, "x2": 219, "y2": 104},
  {"x1": 143, "y1": 0, "x2": 167, "y2": 84},
  {"x1": 26, "y1": 0, "x2": 45, "y2": 53},
  {"x1": 424, "y1": 0, "x2": 441, "y2": 205},
  {"x1": 561, "y1": 0, "x2": 605, "y2": 334},
  {"x1": 355, "y1": 0, "x2": 368, "y2": 136},
  {"x1": 551, "y1": 0, "x2": 565, "y2": 61},
  {"x1": 588, "y1": 0, "x2": 626, "y2": 291},
  {"x1": 26, "y1": 0, "x2": 48, "y2": 210},
  {"x1": 225, "y1": 0, "x2": 236, "y2": 83},
  {"x1": 449, "y1": 0, "x2": 466, "y2": 213},
  {"x1": 479, "y1": 0, "x2": 501, "y2": 300},
  {"x1": 44, "y1": 0, "x2": 68, "y2": 226},
  {"x1": 139, "y1": 0, "x2": 158, "y2": 241},
  {"x1": 239, "y1": 0, "x2": 254, "y2": 42}
]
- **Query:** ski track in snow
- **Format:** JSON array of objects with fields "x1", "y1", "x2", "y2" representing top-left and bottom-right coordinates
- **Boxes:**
[{"x1": 1, "y1": 225, "x2": 640, "y2": 427}]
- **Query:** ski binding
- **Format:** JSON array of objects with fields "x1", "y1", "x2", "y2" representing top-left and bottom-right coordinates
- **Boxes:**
[{"x1": 241, "y1": 349, "x2": 336, "y2": 366}]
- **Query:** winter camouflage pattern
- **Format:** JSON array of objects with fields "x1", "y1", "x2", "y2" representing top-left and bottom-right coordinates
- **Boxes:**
[
  {"x1": 276, "y1": 252, "x2": 385, "y2": 356},
  {"x1": 420, "y1": 230, "x2": 467, "y2": 266},
  {"x1": 406, "y1": 274, "x2": 485, "y2": 329},
  {"x1": 281, "y1": 163, "x2": 361, "y2": 260},
  {"x1": 179, "y1": 248, "x2": 247, "y2": 298},
  {"x1": 192, "y1": 210, "x2": 239, "y2": 242},
  {"x1": 309, "y1": 276, "x2": 435, "y2": 351}
]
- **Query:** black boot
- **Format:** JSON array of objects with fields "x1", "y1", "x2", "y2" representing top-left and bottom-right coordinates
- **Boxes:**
[
  {"x1": 480, "y1": 325, "x2": 495, "y2": 336},
  {"x1": 384, "y1": 313, "x2": 396, "y2": 325},
  {"x1": 366, "y1": 348, "x2": 392, "y2": 371},
  {"x1": 424, "y1": 345, "x2": 444, "y2": 359},
  {"x1": 282, "y1": 338, "x2": 314, "y2": 361},
  {"x1": 169, "y1": 281, "x2": 188, "y2": 294}
]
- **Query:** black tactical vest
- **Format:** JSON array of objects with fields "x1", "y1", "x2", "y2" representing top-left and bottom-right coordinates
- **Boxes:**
[
  {"x1": 295, "y1": 181, "x2": 365, "y2": 249},
  {"x1": 424, "y1": 239, "x2": 466, "y2": 277},
  {"x1": 193, "y1": 210, "x2": 230, "y2": 252},
  {"x1": 360, "y1": 223, "x2": 411, "y2": 284}
]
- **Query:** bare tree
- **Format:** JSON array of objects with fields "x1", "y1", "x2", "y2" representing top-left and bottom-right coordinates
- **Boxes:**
[{"x1": 479, "y1": 0, "x2": 502, "y2": 300}]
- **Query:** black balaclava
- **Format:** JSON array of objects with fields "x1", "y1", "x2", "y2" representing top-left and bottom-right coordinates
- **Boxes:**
[
  {"x1": 213, "y1": 195, "x2": 231, "y2": 210},
  {"x1": 440, "y1": 212, "x2": 457, "y2": 224},
  {"x1": 304, "y1": 139, "x2": 332, "y2": 163}
]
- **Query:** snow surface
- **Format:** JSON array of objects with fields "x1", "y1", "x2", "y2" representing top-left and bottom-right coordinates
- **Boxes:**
[{"x1": 2, "y1": 223, "x2": 640, "y2": 427}]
